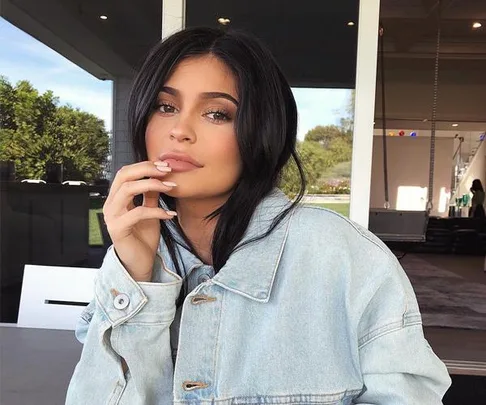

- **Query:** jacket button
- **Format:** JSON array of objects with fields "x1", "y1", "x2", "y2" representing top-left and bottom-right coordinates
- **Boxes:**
[
  {"x1": 113, "y1": 293, "x2": 130, "y2": 310},
  {"x1": 191, "y1": 295, "x2": 217, "y2": 305},
  {"x1": 182, "y1": 381, "x2": 209, "y2": 391},
  {"x1": 198, "y1": 274, "x2": 211, "y2": 283}
]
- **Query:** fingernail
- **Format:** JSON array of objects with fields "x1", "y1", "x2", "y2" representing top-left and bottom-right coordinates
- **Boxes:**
[
  {"x1": 156, "y1": 166, "x2": 172, "y2": 172},
  {"x1": 166, "y1": 210, "x2": 177, "y2": 216},
  {"x1": 162, "y1": 181, "x2": 177, "y2": 187},
  {"x1": 154, "y1": 161, "x2": 168, "y2": 167}
]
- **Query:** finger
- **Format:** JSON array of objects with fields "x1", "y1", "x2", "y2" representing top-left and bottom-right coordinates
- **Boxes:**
[
  {"x1": 143, "y1": 190, "x2": 160, "y2": 209},
  {"x1": 109, "y1": 206, "x2": 177, "y2": 237},
  {"x1": 109, "y1": 178, "x2": 176, "y2": 216},
  {"x1": 106, "y1": 161, "x2": 171, "y2": 206}
]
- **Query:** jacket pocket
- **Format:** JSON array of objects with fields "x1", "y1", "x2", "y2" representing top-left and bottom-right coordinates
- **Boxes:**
[{"x1": 191, "y1": 390, "x2": 361, "y2": 405}]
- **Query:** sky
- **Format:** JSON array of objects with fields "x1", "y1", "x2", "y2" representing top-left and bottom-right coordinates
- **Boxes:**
[{"x1": 0, "y1": 17, "x2": 352, "y2": 140}]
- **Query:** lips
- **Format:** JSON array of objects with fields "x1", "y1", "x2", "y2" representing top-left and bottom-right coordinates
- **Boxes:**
[{"x1": 159, "y1": 152, "x2": 203, "y2": 173}]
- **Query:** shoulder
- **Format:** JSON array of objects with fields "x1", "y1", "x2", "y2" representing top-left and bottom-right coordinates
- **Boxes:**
[
  {"x1": 284, "y1": 204, "x2": 399, "y2": 280},
  {"x1": 289, "y1": 204, "x2": 390, "y2": 254}
]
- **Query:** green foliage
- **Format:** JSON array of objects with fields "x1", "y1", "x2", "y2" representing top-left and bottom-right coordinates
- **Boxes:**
[
  {"x1": 0, "y1": 76, "x2": 109, "y2": 182},
  {"x1": 314, "y1": 180, "x2": 350, "y2": 195},
  {"x1": 281, "y1": 141, "x2": 331, "y2": 196},
  {"x1": 304, "y1": 125, "x2": 343, "y2": 147},
  {"x1": 281, "y1": 89, "x2": 355, "y2": 196},
  {"x1": 281, "y1": 125, "x2": 353, "y2": 195},
  {"x1": 320, "y1": 161, "x2": 352, "y2": 181}
]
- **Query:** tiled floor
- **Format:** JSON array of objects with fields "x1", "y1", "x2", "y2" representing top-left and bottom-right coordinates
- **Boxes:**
[
  {"x1": 417, "y1": 253, "x2": 486, "y2": 285},
  {"x1": 415, "y1": 253, "x2": 486, "y2": 404}
]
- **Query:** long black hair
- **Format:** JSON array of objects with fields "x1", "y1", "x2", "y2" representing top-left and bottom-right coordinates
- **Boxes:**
[
  {"x1": 472, "y1": 179, "x2": 484, "y2": 192},
  {"x1": 127, "y1": 27, "x2": 306, "y2": 301}
]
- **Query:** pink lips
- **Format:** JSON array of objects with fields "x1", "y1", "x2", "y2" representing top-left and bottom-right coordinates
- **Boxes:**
[{"x1": 159, "y1": 152, "x2": 203, "y2": 173}]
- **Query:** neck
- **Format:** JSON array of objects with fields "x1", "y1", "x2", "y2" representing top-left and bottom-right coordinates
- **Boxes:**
[{"x1": 175, "y1": 196, "x2": 228, "y2": 265}]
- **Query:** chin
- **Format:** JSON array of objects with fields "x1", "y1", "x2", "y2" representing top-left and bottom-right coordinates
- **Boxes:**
[{"x1": 162, "y1": 186, "x2": 202, "y2": 200}]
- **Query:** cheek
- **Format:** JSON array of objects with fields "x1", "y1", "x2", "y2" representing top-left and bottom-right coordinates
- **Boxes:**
[
  {"x1": 145, "y1": 119, "x2": 167, "y2": 161},
  {"x1": 211, "y1": 134, "x2": 241, "y2": 173}
]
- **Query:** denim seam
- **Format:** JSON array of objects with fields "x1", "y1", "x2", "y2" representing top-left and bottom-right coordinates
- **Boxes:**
[
  {"x1": 121, "y1": 320, "x2": 175, "y2": 326},
  {"x1": 95, "y1": 289, "x2": 148, "y2": 328},
  {"x1": 211, "y1": 290, "x2": 224, "y2": 400},
  {"x1": 211, "y1": 210, "x2": 294, "y2": 303},
  {"x1": 358, "y1": 318, "x2": 423, "y2": 349},
  {"x1": 173, "y1": 388, "x2": 363, "y2": 404},
  {"x1": 79, "y1": 305, "x2": 94, "y2": 323},
  {"x1": 302, "y1": 206, "x2": 394, "y2": 258}
]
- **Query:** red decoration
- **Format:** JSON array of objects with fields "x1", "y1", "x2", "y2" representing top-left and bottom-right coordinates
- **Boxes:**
[{"x1": 399, "y1": 130, "x2": 405, "y2": 136}]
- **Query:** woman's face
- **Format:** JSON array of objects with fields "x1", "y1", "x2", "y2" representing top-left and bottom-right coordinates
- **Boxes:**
[{"x1": 145, "y1": 55, "x2": 242, "y2": 201}]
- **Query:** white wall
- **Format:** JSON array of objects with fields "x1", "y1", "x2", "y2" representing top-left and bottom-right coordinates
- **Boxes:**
[{"x1": 370, "y1": 136, "x2": 454, "y2": 216}]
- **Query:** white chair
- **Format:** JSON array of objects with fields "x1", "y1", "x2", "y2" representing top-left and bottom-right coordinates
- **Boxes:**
[
  {"x1": 18, "y1": 265, "x2": 97, "y2": 330},
  {"x1": 21, "y1": 179, "x2": 46, "y2": 184},
  {"x1": 62, "y1": 181, "x2": 87, "y2": 186}
]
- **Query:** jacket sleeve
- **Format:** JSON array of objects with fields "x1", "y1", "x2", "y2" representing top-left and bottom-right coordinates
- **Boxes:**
[
  {"x1": 354, "y1": 254, "x2": 452, "y2": 404},
  {"x1": 66, "y1": 246, "x2": 182, "y2": 405}
]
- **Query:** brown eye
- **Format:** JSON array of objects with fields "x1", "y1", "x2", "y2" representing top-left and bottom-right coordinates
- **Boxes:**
[
  {"x1": 205, "y1": 110, "x2": 231, "y2": 122},
  {"x1": 158, "y1": 103, "x2": 177, "y2": 114}
]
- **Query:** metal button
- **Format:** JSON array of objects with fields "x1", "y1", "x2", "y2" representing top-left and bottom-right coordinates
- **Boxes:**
[
  {"x1": 197, "y1": 274, "x2": 211, "y2": 284},
  {"x1": 113, "y1": 293, "x2": 130, "y2": 310},
  {"x1": 191, "y1": 295, "x2": 217, "y2": 305},
  {"x1": 182, "y1": 381, "x2": 209, "y2": 391}
]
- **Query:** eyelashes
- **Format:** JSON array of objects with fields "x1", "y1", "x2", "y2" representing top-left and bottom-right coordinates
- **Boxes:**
[
  {"x1": 155, "y1": 102, "x2": 233, "y2": 123},
  {"x1": 202, "y1": 109, "x2": 232, "y2": 123},
  {"x1": 157, "y1": 102, "x2": 177, "y2": 114}
]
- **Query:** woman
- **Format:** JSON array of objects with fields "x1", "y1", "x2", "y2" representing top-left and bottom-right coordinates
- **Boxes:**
[
  {"x1": 66, "y1": 27, "x2": 450, "y2": 404},
  {"x1": 470, "y1": 179, "x2": 485, "y2": 218}
]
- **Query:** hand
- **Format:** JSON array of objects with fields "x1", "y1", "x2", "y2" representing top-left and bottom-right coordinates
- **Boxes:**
[{"x1": 102, "y1": 161, "x2": 176, "y2": 281}]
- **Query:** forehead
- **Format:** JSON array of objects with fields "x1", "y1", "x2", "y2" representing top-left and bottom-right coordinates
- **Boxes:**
[{"x1": 164, "y1": 55, "x2": 237, "y2": 96}]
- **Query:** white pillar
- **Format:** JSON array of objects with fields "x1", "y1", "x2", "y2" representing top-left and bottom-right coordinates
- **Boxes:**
[
  {"x1": 349, "y1": 0, "x2": 381, "y2": 227},
  {"x1": 162, "y1": 0, "x2": 185, "y2": 40}
]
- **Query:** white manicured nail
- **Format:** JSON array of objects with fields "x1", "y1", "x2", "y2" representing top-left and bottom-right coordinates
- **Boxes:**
[
  {"x1": 154, "y1": 161, "x2": 168, "y2": 166},
  {"x1": 156, "y1": 166, "x2": 171, "y2": 172},
  {"x1": 166, "y1": 211, "x2": 177, "y2": 216},
  {"x1": 162, "y1": 181, "x2": 177, "y2": 187}
]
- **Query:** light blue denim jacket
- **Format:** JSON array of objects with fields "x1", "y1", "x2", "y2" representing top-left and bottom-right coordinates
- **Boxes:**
[{"x1": 66, "y1": 190, "x2": 451, "y2": 404}]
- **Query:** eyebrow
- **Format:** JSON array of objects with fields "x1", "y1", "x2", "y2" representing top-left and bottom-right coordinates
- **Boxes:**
[{"x1": 161, "y1": 86, "x2": 239, "y2": 106}]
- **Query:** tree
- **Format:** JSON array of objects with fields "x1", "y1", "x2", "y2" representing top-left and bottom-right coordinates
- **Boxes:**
[
  {"x1": 0, "y1": 77, "x2": 109, "y2": 182},
  {"x1": 280, "y1": 141, "x2": 334, "y2": 195},
  {"x1": 281, "y1": 90, "x2": 356, "y2": 196},
  {"x1": 339, "y1": 89, "x2": 355, "y2": 134},
  {"x1": 327, "y1": 136, "x2": 352, "y2": 163},
  {"x1": 304, "y1": 125, "x2": 344, "y2": 147}
]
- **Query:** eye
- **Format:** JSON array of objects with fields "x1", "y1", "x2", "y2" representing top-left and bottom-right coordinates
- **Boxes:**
[
  {"x1": 205, "y1": 110, "x2": 231, "y2": 123},
  {"x1": 157, "y1": 103, "x2": 177, "y2": 114}
]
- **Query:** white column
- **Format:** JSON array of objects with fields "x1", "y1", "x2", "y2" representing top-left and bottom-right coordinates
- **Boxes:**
[
  {"x1": 111, "y1": 76, "x2": 134, "y2": 178},
  {"x1": 162, "y1": 0, "x2": 185, "y2": 40},
  {"x1": 349, "y1": 0, "x2": 381, "y2": 227}
]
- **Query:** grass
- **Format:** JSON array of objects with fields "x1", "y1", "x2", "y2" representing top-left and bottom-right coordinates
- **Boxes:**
[
  {"x1": 306, "y1": 203, "x2": 350, "y2": 217},
  {"x1": 89, "y1": 197, "x2": 105, "y2": 246},
  {"x1": 89, "y1": 208, "x2": 103, "y2": 246}
]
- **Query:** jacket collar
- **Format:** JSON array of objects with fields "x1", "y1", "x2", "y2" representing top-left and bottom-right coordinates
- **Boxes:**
[
  {"x1": 162, "y1": 189, "x2": 294, "y2": 303},
  {"x1": 212, "y1": 189, "x2": 293, "y2": 303}
]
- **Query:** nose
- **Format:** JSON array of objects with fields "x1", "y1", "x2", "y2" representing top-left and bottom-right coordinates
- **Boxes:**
[{"x1": 169, "y1": 117, "x2": 196, "y2": 143}]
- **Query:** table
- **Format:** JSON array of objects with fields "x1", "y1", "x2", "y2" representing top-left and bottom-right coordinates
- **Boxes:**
[{"x1": 0, "y1": 325, "x2": 82, "y2": 405}]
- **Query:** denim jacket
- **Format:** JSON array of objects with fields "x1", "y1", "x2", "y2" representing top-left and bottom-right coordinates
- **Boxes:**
[{"x1": 66, "y1": 190, "x2": 451, "y2": 404}]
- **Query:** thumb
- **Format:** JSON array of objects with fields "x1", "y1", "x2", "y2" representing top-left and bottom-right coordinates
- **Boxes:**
[{"x1": 143, "y1": 190, "x2": 160, "y2": 208}]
